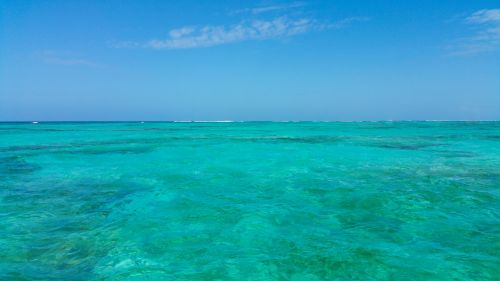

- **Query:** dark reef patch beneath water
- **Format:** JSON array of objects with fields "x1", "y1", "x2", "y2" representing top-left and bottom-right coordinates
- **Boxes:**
[
  {"x1": 365, "y1": 142, "x2": 444, "y2": 150},
  {"x1": 0, "y1": 177, "x2": 151, "y2": 280},
  {"x1": 0, "y1": 156, "x2": 41, "y2": 175}
]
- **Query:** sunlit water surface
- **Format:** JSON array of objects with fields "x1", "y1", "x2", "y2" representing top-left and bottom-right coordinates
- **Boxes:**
[{"x1": 0, "y1": 122, "x2": 499, "y2": 280}]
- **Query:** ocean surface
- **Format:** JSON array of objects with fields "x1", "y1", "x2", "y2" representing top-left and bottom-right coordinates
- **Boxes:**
[{"x1": 0, "y1": 121, "x2": 499, "y2": 280}]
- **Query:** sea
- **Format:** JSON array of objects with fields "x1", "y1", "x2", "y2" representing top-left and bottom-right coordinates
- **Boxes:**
[{"x1": 0, "y1": 121, "x2": 498, "y2": 280}]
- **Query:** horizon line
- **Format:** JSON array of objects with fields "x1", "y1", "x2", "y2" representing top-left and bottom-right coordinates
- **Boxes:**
[{"x1": 0, "y1": 120, "x2": 499, "y2": 123}]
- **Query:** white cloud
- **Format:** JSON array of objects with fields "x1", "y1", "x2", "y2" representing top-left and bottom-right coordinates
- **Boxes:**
[
  {"x1": 169, "y1": 27, "x2": 195, "y2": 38},
  {"x1": 115, "y1": 16, "x2": 368, "y2": 50},
  {"x1": 146, "y1": 17, "x2": 311, "y2": 49},
  {"x1": 449, "y1": 9, "x2": 500, "y2": 56},
  {"x1": 231, "y1": 2, "x2": 305, "y2": 15},
  {"x1": 466, "y1": 9, "x2": 500, "y2": 24}
]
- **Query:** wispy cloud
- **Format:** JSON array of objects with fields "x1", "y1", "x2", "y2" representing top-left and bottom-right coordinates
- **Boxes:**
[
  {"x1": 449, "y1": 9, "x2": 500, "y2": 56},
  {"x1": 37, "y1": 50, "x2": 101, "y2": 67},
  {"x1": 231, "y1": 2, "x2": 305, "y2": 15},
  {"x1": 114, "y1": 16, "x2": 368, "y2": 50},
  {"x1": 466, "y1": 9, "x2": 500, "y2": 24}
]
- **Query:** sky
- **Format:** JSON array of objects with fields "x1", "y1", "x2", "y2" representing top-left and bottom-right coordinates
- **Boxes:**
[{"x1": 0, "y1": 0, "x2": 499, "y2": 121}]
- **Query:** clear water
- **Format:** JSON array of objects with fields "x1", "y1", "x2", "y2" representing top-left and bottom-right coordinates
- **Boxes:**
[{"x1": 0, "y1": 122, "x2": 499, "y2": 280}]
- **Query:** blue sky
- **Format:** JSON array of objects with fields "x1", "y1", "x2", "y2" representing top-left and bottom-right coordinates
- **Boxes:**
[{"x1": 0, "y1": 0, "x2": 499, "y2": 121}]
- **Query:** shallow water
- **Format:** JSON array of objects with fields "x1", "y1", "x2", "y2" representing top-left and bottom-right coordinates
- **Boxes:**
[{"x1": 0, "y1": 121, "x2": 499, "y2": 280}]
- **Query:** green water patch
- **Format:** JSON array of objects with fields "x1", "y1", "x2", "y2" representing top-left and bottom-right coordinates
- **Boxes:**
[{"x1": 1, "y1": 122, "x2": 499, "y2": 280}]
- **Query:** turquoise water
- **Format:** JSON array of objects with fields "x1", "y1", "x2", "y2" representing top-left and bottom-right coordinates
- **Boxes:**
[{"x1": 0, "y1": 121, "x2": 499, "y2": 280}]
